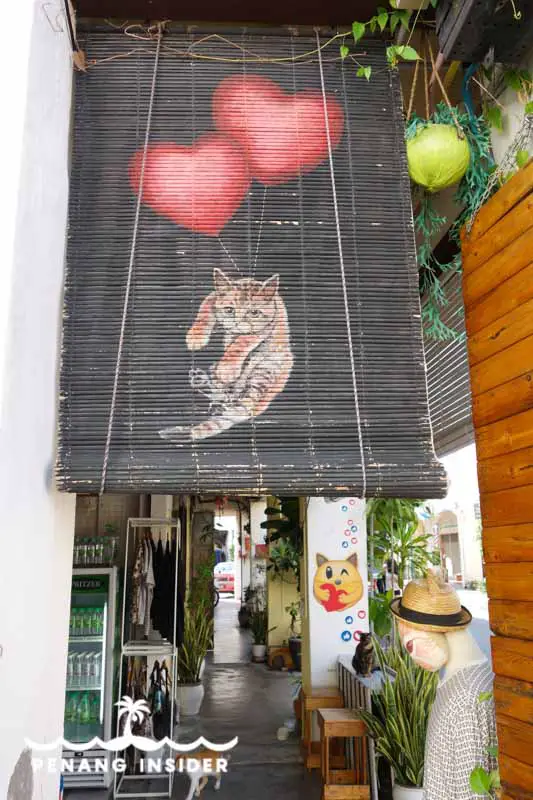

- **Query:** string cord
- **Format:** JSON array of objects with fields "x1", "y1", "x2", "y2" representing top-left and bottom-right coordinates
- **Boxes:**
[
  {"x1": 315, "y1": 29, "x2": 367, "y2": 499},
  {"x1": 100, "y1": 25, "x2": 163, "y2": 495}
]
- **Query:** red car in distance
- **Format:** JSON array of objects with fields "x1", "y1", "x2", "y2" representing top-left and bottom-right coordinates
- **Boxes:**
[{"x1": 213, "y1": 561, "x2": 235, "y2": 595}]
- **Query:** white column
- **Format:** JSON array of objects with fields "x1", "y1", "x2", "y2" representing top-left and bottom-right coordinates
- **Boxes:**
[
  {"x1": 249, "y1": 497, "x2": 268, "y2": 593},
  {"x1": 0, "y1": 3, "x2": 75, "y2": 799},
  {"x1": 304, "y1": 498, "x2": 368, "y2": 688}
]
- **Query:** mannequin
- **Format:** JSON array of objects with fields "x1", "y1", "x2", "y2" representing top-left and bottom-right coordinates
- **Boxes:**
[{"x1": 391, "y1": 575, "x2": 496, "y2": 800}]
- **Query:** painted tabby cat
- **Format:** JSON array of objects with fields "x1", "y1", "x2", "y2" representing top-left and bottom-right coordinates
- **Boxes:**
[{"x1": 159, "y1": 268, "x2": 293, "y2": 441}]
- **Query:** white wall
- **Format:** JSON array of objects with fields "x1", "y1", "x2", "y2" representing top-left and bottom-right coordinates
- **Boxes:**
[
  {"x1": 0, "y1": 3, "x2": 75, "y2": 799},
  {"x1": 305, "y1": 498, "x2": 368, "y2": 688}
]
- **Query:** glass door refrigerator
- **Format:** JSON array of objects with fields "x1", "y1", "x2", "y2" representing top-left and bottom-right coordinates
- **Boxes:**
[{"x1": 63, "y1": 567, "x2": 118, "y2": 788}]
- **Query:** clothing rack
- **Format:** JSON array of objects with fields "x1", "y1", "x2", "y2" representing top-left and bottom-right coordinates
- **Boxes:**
[{"x1": 114, "y1": 518, "x2": 181, "y2": 800}]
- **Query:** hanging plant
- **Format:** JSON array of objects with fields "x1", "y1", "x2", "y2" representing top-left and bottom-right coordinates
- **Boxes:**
[
  {"x1": 407, "y1": 103, "x2": 494, "y2": 340},
  {"x1": 407, "y1": 123, "x2": 471, "y2": 192}
]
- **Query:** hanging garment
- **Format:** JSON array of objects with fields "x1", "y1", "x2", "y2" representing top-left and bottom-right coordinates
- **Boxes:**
[
  {"x1": 423, "y1": 661, "x2": 497, "y2": 800},
  {"x1": 151, "y1": 536, "x2": 165, "y2": 634},
  {"x1": 131, "y1": 540, "x2": 146, "y2": 625},
  {"x1": 131, "y1": 537, "x2": 155, "y2": 633}
]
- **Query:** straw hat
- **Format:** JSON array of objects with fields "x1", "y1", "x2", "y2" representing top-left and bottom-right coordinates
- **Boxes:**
[{"x1": 390, "y1": 573, "x2": 472, "y2": 632}]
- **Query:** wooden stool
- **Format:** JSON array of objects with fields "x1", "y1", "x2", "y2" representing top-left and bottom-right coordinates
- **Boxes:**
[
  {"x1": 301, "y1": 687, "x2": 345, "y2": 770},
  {"x1": 317, "y1": 708, "x2": 370, "y2": 800}
]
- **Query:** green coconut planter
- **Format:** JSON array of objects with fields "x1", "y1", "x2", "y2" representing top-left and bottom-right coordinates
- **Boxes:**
[{"x1": 407, "y1": 123, "x2": 471, "y2": 193}]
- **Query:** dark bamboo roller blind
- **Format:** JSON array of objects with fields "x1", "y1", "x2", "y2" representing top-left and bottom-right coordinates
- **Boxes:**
[{"x1": 57, "y1": 27, "x2": 447, "y2": 497}]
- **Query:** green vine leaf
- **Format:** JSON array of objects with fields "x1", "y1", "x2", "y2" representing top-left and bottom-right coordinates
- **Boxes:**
[
  {"x1": 516, "y1": 149, "x2": 529, "y2": 169},
  {"x1": 485, "y1": 105, "x2": 504, "y2": 131},
  {"x1": 429, "y1": 0, "x2": 439, "y2": 6},
  {"x1": 478, "y1": 691, "x2": 493, "y2": 703},
  {"x1": 487, "y1": 745, "x2": 499, "y2": 758},
  {"x1": 352, "y1": 21, "x2": 366, "y2": 43},
  {"x1": 390, "y1": 11, "x2": 400, "y2": 33},
  {"x1": 469, "y1": 766, "x2": 491, "y2": 795},
  {"x1": 357, "y1": 65, "x2": 372, "y2": 81},
  {"x1": 340, "y1": 45, "x2": 350, "y2": 59},
  {"x1": 525, "y1": 100, "x2": 533, "y2": 115},
  {"x1": 395, "y1": 45, "x2": 420, "y2": 61},
  {"x1": 398, "y1": 9, "x2": 411, "y2": 29},
  {"x1": 377, "y1": 9, "x2": 389, "y2": 30},
  {"x1": 489, "y1": 770, "x2": 501, "y2": 789}
]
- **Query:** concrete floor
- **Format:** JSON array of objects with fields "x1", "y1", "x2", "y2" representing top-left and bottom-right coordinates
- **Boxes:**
[{"x1": 67, "y1": 597, "x2": 317, "y2": 800}]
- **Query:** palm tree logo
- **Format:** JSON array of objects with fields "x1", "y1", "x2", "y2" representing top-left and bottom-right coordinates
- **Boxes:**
[{"x1": 116, "y1": 696, "x2": 150, "y2": 740}]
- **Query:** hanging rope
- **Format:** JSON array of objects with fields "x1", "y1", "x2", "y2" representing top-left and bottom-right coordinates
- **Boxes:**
[
  {"x1": 315, "y1": 29, "x2": 367, "y2": 499},
  {"x1": 427, "y1": 39, "x2": 464, "y2": 139},
  {"x1": 253, "y1": 185, "x2": 268, "y2": 274},
  {"x1": 407, "y1": 56, "x2": 421, "y2": 121},
  {"x1": 423, "y1": 35, "x2": 430, "y2": 120},
  {"x1": 99, "y1": 24, "x2": 163, "y2": 495}
]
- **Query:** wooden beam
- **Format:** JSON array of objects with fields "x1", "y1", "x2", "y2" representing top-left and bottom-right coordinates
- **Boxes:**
[
  {"x1": 467, "y1": 298, "x2": 533, "y2": 367},
  {"x1": 483, "y1": 525, "x2": 533, "y2": 564},
  {"x1": 476, "y1": 407, "x2": 533, "y2": 461},
  {"x1": 494, "y1": 675, "x2": 533, "y2": 725},
  {"x1": 462, "y1": 194, "x2": 533, "y2": 275},
  {"x1": 497, "y1": 713, "x2": 533, "y2": 767},
  {"x1": 478, "y1": 446, "x2": 533, "y2": 494},
  {"x1": 472, "y1": 370, "x2": 533, "y2": 429},
  {"x1": 463, "y1": 226, "x2": 533, "y2": 309},
  {"x1": 491, "y1": 637, "x2": 533, "y2": 682},
  {"x1": 481, "y1": 485, "x2": 533, "y2": 527},
  {"x1": 464, "y1": 159, "x2": 533, "y2": 244},
  {"x1": 489, "y1": 600, "x2": 533, "y2": 640},
  {"x1": 500, "y1": 753, "x2": 533, "y2": 799},
  {"x1": 470, "y1": 334, "x2": 533, "y2": 397},
  {"x1": 465, "y1": 260, "x2": 533, "y2": 337},
  {"x1": 486, "y1": 563, "x2": 533, "y2": 601}
]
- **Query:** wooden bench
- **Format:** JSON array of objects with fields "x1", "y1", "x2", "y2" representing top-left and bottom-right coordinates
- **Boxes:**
[{"x1": 317, "y1": 708, "x2": 370, "y2": 800}]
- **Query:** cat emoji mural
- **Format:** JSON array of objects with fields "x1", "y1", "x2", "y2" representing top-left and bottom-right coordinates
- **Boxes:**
[{"x1": 313, "y1": 552, "x2": 364, "y2": 613}]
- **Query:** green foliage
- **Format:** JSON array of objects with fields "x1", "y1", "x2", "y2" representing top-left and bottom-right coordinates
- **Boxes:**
[
  {"x1": 516, "y1": 149, "x2": 530, "y2": 169},
  {"x1": 358, "y1": 640, "x2": 438, "y2": 787},
  {"x1": 188, "y1": 553, "x2": 216, "y2": 612},
  {"x1": 285, "y1": 600, "x2": 301, "y2": 636},
  {"x1": 526, "y1": 100, "x2": 533, "y2": 115},
  {"x1": 407, "y1": 103, "x2": 494, "y2": 340},
  {"x1": 249, "y1": 606, "x2": 275, "y2": 645},
  {"x1": 262, "y1": 498, "x2": 303, "y2": 590},
  {"x1": 369, "y1": 590, "x2": 393, "y2": 638},
  {"x1": 340, "y1": 45, "x2": 349, "y2": 60},
  {"x1": 177, "y1": 603, "x2": 213, "y2": 684},
  {"x1": 343, "y1": 9, "x2": 415, "y2": 71},
  {"x1": 357, "y1": 65, "x2": 372, "y2": 81},
  {"x1": 485, "y1": 105, "x2": 504, "y2": 131},
  {"x1": 469, "y1": 692, "x2": 500, "y2": 797},
  {"x1": 367, "y1": 498, "x2": 435, "y2": 589}
]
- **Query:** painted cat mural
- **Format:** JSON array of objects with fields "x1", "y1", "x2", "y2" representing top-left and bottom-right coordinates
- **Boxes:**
[
  {"x1": 313, "y1": 552, "x2": 364, "y2": 613},
  {"x1": 159, "y1": 268, "x2": 293, "y2": 441}
]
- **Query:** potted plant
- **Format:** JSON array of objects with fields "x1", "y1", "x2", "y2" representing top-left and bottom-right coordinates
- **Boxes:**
[
  {"x1": 176, "y1": 604, "x2": 213, "y2": 716},
  {"x1": 238, "y1": 586, "x2": 256, "y2": 629},
  {"x1": 285, "y1": 600, "x2": 302, "y2": 672},
  {"x1": 249, "y1": 606, "x2": 275, "y2": 662},
  {"x1": 358, "y1": 641, "x2": 438, "y2": 800}
]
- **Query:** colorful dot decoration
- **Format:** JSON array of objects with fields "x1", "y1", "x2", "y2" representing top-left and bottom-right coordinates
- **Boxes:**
[
  {"x1": 341, "y1": 505, "x2": 348, "y2": 512},
  {"x1": 351, "y1": 537, "x2": 358, "y2": 545},
  {"x1": 353, "y1": 631, "x2": 361, "y2": 642},
  {"x1": 342, "y1": 541, "x2": 349, "y2": 549},
  {"x1": 344, "y1": 529, "x2": 351, "y2": 537},
  {"x1": 348, "y1": 519, "x2": 353, "y2": 525},
  {"x1": 358, "y1": 610, "x2": 367, "y2": 619},
  {"x1": 341, "y1": 630, "x2": 352, "y2": 642},
  {"x1": 345, "y1": 615, "x2": 354, "y2": 625},
  {"x1": 349, "y1": 499, "x2": 356, "y2": 505},
  {"x1": 351, "y1": 525, "x2": 358, "y2": 533}
]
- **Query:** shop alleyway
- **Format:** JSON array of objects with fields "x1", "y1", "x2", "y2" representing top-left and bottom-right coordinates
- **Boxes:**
[{"x1": 212, "y1": 597, "x2": 251, "y2": 664}]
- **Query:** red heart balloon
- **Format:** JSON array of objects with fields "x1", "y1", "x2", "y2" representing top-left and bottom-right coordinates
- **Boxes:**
[
  {"x1": 212, "y1": 75, "x2": 344, "y2": 186},
  {"x1": 129, "y1": 133, "x2": 250, "y2": 236}
]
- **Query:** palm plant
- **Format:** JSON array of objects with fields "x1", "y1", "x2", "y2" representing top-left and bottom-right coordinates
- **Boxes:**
[
  {"x1": 177, "y1": 603, "x2": 213, "y2": 685},
  {"x1": 358, "y1": 640, "x2": 438, "y2": 788},
  {"x1": 367, "y1": 498, "x2": 438, "y2": 589},
  {"x1": 249, "y1": 607, "x2": 276, "y2": 645}
]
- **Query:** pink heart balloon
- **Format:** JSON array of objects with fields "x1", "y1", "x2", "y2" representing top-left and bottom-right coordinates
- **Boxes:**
[
  {"x1": 129, "y1": 133, "x2": 250, "y2": 236},
  {"x1": 213, "y1": 74, "x2": 345, "y2": 186}
]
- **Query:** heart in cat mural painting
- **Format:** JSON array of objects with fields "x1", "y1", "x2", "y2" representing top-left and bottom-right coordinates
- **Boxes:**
[
  {"x1": 129, "y1": 134, "x2": 250, "y2": 236},
  {"x1": 212, "y1": 75, "x2": 345, "y2": 186}
]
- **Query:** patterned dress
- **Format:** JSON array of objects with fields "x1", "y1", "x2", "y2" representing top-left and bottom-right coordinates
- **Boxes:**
[{"x1": 424, "y1": 661, "x2": 497, "y2": 800}]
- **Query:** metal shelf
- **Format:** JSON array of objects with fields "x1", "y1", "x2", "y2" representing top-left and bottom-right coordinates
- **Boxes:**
[{"x1": 66, "y1": 685, "x2": 103, "y2": 692}]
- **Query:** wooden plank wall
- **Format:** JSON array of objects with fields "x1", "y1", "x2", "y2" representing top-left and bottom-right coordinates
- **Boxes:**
[{"x1": 462, "y1": 160, "x2": 533, "y2": 800}]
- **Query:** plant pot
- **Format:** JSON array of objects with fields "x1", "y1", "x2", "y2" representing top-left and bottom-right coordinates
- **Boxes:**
[
  {"x1": 252, "y1": 644, "x2": 267, "y2": 662},
  {"x1": 288, "y1": 636, "x2": 302, "y2": 671},
  {"x1": 392, "y1": 785, "x2": 424, "y2": 800},
  {"x1": 177, "y1": 682, "x2": 205, "y2": 716},
  {"x1": 238, "y1": 606, "x2": 251, "y2": 629}
]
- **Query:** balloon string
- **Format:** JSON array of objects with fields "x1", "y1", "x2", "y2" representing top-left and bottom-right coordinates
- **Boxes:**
[
  {"x1": 253, "y1": 186, "x2": 268, "y2": 275},
  {"x1": 217, "y1": 237, "x2": 240, "y2": 273}
]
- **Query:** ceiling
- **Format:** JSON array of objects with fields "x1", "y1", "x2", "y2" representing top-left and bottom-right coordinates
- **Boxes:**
[{"x1": 74, "y1": 0, "x2": 382, "y2": 25}]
